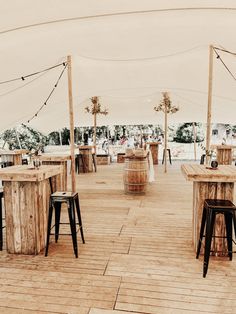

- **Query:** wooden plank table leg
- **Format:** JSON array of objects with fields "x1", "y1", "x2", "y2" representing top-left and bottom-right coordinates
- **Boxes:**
[{"x1": 193, "y1": 181, "x2": 234, "y2": 255}]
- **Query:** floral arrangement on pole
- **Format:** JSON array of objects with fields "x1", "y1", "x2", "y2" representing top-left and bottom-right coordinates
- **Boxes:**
[
  {"x1": 154, "y1": 92, "x2": 179, "y2": 172},
  {"x1": 85, "y1": 96, "x2": 109, "y2": 116},
  {"x1": 85, "y1": 96, "x2": 108, "y2": 152},
  {"x1": 153, "y1": 92, "x2": 179, "y2": 114}
]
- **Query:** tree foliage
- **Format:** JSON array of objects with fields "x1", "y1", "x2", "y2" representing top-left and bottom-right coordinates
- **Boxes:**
[
  {"x1": 0, "y1": 124, "x2": 48, "y2": 150},
  {"x1": 174, "y1": 123, "x2": 204, "y2": 143}
]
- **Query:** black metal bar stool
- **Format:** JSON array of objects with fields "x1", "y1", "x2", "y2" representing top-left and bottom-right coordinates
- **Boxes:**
[
  {"x1": 162, "y1": 148, "x2": 172, "y2": 164},
  {"x1": 196, "y1": 199, "x2": 236, "y2": 277},
  {"x1": 45, "y1": 191, "x2": 85, "y2": 258},
  {"x1": 0, "y1": 190, "x2": 5, "y2": 251}
]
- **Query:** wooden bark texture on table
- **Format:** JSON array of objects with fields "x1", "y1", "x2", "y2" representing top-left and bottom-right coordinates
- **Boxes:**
[
  {"x1": 79, "y1": 148, "x2": 93, "y2": 172},
  {"x1": 117, "y1": 153, "x2": 125, "y2": 163},
  {"x1": 148, "y1": 142, "x2": 160, "y2": 165},
  {"x1": 193, "y1": 181, "x2": 234, "y2": 255},
  {"x1": 216, "y1": 147, "x2": 233, "y2": 165},
  {"x1": 96, "y1": 155, "x2": 110, "y2": 165},
  {"x1": 0, "y1": 165, "x2": 62, "y2": 254},
  {"x1": 4, "y1": 178, "x2": 54, "y2": 254},
  {"x1": 41, "y1": 161, "x2": 67, "y2": 191}
]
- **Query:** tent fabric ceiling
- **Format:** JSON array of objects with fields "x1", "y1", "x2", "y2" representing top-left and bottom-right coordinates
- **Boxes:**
[{"x1": 1, "y1": 1, "x2": 236, "y2": 133}]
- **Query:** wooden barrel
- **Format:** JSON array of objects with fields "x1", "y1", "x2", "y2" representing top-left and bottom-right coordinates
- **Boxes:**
[{"x1": 123, "y1": 158, "x2": 148, "y2": 194}]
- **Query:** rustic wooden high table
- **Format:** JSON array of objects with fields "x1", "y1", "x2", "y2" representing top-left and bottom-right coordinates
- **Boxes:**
[
  {"x1": 0, "y1": 165, "x2": 62, "y2": 254},
  {"x1": 215, "y1": 145, "x2": 236, "y2": 165},
  {"x1": 78, "y1": 145, "x2": 94, "y2": 173},
  {"x1": 0, "y1": 149, "x2": 28, "y2": 165},
  {"x1": 147, "y1": 142, "x2": 161, "y2": 164},
  {"x1": 181, "y1": 164, "x2": 236, "y2": 255},
  {"x1": 34, "y1": 154, "x2": 71, "y2": 190}
]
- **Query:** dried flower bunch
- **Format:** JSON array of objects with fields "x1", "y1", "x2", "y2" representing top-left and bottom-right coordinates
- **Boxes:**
[
  {"x1": 154, "y1": 92, "x2": 179, "y2": 114},
  {"x1": 85, "y1": 96, "x2": 109, "y2": 115}
]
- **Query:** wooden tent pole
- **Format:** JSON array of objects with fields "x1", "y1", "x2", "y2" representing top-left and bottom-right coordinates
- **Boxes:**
[
  {"x1": 93, "y1": 110, "x2": 97, "y2": 154},
  {"x1": 67, "y1": 55, "x2": 76, "y2": 192},
  {"x1": 206, "y1": 44, "x2": 214, "y2": 164},
  {"x1": 164, "y1": 102, "x2": 167, "y2": 173},
  {"x1": 193, "y1": 122, "x2": 197, "y2": 161}
]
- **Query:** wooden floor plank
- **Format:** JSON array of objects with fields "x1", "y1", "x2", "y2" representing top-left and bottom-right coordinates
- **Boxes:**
[{"x1": 0, "y1": 162, "x2": 236, "y2": 314}]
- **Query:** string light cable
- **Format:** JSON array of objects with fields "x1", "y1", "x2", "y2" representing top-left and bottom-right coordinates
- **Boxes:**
[
  {"x1": 0, "y1": 62, "x2": 67, "y2": 85},
  {"x1": 213, "y1": 46, "x2": 236, "y2": 81},
  {"x1": 27, "y1": 62, "x2": 67, "y2": 124},
  {"x1": 213, "y1": 46, "x2": 236, "y2": 57}
]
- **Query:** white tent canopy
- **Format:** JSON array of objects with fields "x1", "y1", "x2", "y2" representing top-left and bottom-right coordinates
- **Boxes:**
[{"x1": 1, "y1": 1, "x2": 236, "y2": 133}]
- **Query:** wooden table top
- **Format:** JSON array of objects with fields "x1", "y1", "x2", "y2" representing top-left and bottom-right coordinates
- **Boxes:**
[
  {"x1": 0, "y1": 150, "x2": 28, "y2": 156},
  {"x1": 0, "y1": 165, "x2": 62, "y2": 182},
  {"x1": 181, "y1": 164, "x2": 236, "y2": 182},
  {"x1": 210, "y1": 145, "x2": 236, "y2": 150},
  {"x1": 33, "y1": 154, "x2": 71, "y2": 162}
]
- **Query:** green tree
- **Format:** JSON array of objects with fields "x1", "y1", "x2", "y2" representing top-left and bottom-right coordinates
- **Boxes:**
[{"x1": 174, "y1": 123, "x2": 204, "y2": 143}]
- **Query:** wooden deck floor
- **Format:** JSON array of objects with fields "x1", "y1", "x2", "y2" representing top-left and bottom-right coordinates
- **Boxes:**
[{"x1": 1, "y1": 162, "x2": 236, "y2": 314}]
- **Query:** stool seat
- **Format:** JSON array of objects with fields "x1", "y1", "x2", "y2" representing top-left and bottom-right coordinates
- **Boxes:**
[
  {"x1": 196, "y1": 198, "x2": 236, "y2": 277},
  {"x1": 204, "y1": 199, "x2": 236, "y2": 210},
  {"x1": 45, "y1": 191, "x2": 85, "y2": 258},
  {"x1": 51, "y1": 191, "x2": 78, "y2": 199}
]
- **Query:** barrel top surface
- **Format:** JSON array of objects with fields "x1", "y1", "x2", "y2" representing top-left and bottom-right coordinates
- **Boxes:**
[
  {"x1": 33, "y1": 154, "x2": 71, "y2": 162},
  {"x1": 124, "y1": 152, "x2": 149, "y2": 159},
  {"x1": 0, "y1": 165, "x2": 62, "y2": 182},
  {"x1": 181, "y1": 164, "x2": 236, "y2": 182},
  {"x1": 78, "y1": 145, "x2": 94, "y2": 150},
  {"x1": 147, "y1": 142, "x2": 162, "y2": 145}
]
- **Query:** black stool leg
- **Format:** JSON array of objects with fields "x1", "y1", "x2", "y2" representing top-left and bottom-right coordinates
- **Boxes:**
[
  {"x1": 168, "y1": 149, "x2": 172, "y2": 164},
  {"x1": 68, "y1": 200, "x2": 78, "y2": 258},
  {"x1": 203, "y1": 209, "x2": 216, "y2": 277},
  {"x1": 232, "y1": 211, "x2": 236, "y2": 241},
  {"x1": 0, "y1": 196, "x2": 3, "y2": 251},
  {"x1": 162, "y1": 150, "x2": 165, "y2": 165},
  {"x1": 224, "y1": 212, "x2": 233, "y2": 260},
  {"x1": 74, "y1": 195, "x2": 85, "y2": 244},
  {"x1": 54, "y1": 202, "x2": 62, "y2": 243},
  {"x1": 196, "y1": 207, "x2": 207, "y2": 259},
  {"x1": 45, "y1": 199, "x2": 54, "y2": 257}
]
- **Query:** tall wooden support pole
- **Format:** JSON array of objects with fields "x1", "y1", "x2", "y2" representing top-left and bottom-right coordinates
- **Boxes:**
[
  {"x1": 164, "y1": 103, "x2": 167, "y2": 173},
  {"x1": 59, "y1": 130, "x2": 62, "y2": 146},
  {"x1": 67, "y1": 55, "x2": 76, "y2": 192},
  {"x1": 193, "y1": 122, "x2": 197, "y2": 161},
  {"x1": 93, "y1": 110, "x2": 97, "y2": 154},
  {"x1": 206, "y1": 45, "x2": 214, "y2": 164}
]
